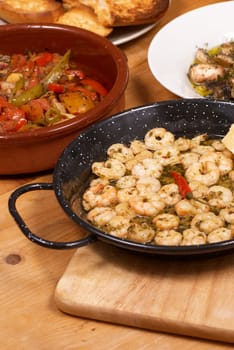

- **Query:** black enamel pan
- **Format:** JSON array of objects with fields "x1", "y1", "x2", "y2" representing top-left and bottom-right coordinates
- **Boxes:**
[{"x1": 8, "y1": 99, "x2": 234, "y2": 256}]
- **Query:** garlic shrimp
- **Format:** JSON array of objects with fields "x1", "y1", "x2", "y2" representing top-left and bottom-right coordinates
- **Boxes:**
[
  {"x1": 185, "y1": 161, "x2": 220, "y2": 186},
  {"x1": 92, "y1": 158, "x2": 126, "y2": 180},
  {"x1": 144, "y1": 128, "x2": 174, "y2": 150},
  {"x1": 206, "y1": 185, "x2": 233, "y2": 209},
  {"x1": 154, "y1": 230, "x2": 182, "y2": 246}
]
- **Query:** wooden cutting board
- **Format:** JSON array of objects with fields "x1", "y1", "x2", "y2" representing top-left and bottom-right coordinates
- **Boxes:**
[{"x1": 55, "y1": 241, "x2": 234, "y2": 343}]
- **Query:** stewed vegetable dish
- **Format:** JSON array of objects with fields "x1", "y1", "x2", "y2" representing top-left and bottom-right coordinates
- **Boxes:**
[
  {"x1": 0, "y1": 50, "x2": 108, "y2": 132},
  {"x1": 80, "y1": 128, "x2": 234, "y2": 246},
  {"x1": 188, "y1": 41, "x2": 234, "y2": 100}
]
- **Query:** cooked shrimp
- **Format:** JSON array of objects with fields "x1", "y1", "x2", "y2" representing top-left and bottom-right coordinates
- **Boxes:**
[
  {"x1": 106, "y1": 215, "x2": 130, "y2": 239},
  {"x1": 131, "y1": 158, "x2": 163, "y2": 179},
  {"x1": 88, "y1": 178, "x2": 109, "y2": 188},
  {"x1": 220, "y1": 205, "x2": 234, "y2": 224},
  {"x1": 191, "y1": 133, "x2": 208, "y2": 146},
  {"x1": 92, "y1": 158, "x2": 126, "y2": 180},
  {"x1": 211, "y1": 141, "x2": 233, "y2": 158},
  {"x1": 180, "y1": 152, "x2": 200, "y2": 169},
  {"x1": 215, "y1": 152, "x2": 233, "y2": 175},
  {"x1": 188, "y1": 63, "x2": 225, "y2": 84},
  {"x1": 158, "y1": 184, "x2": 181, "y2": 206},
  {"x1": 181, "y1": 229, "x2": 207, "y2": 245},
  {"x1": 194, "y1": 48, "x2": 210, "y2": 64},
  {"x1": 130, "y1": 140, "x2": 147, "y2": 154},
  {"x1": 134, "y1": 150, "x2": 153, "y2": 161},
  {"x1": 82, "y1": 128, "x2": 234, "y2": 247},
  {"x1": 125, "y1": 159, "x2": 138, "y2": 172},
  {"x1": 152, "y1": 213, "x2": 180, "y2": 230},
  {"x1": 115, "y1": 202, "x2": 136, "y2": 219},
  {"x1": 153, "y1": 146, "x2": 181, "y2": 166},
  {"x1": 215, "y1": 54, "x2": 234, "y2": 66},
  {"x1": 83, "y1": 184, "x2": 118, "y2": 210},
  {"x1": 200, "y1": 151, "x2": 233, "y2": 175},
  {"x1": 189, "y1": 199, "x2": 210, "y2": 214},
  {"x1": 185, "y1": 161, "x2": 220, "y2": 186},
  {"x1": 136, "y1": 176, "x2": 161, "y2": 197},
  {"x1": 87, "y1": 207, "x2": 116, "y2": 226},
  {"x1": 107, "y1": 143, "x2": 134, "y2": 163},
  {"x1": 144, "y1": 128, "x2": 174, "y2": 150},
  {"x1": 129, "y1": 194, "x2": 165, "y2": 217},
  {"x1": 127, "y1": 221, "x2": 155, "y2": 243},
  {"x1": 229, "y1": 170, "x2": 234, "y2": 182},
  {"x1": 117, "y1": 187, "x2": 138, "y2": 203},
  {"x1": 116, "y1": 175, "x2": 136, "y2": 189},
  {"x1": 206, "y1": 185, "x2": 233, "y2": 208},
  {"x1": 220, "y1": 42, "x2": 234, "y2": 55},
  {"x1": 207, "y1": 228, "x2": 232, "y2": 243},
  {"x1": 191, "y1": 212, "x2": 224, "y2": 234},
  {"x1": 174, "y1": 137, "x2": 192, "y2": 151},
  {"x1": 189, "y1": 181, "x2": 209, "y2": 199},
  {"x1": 154, "y1": 230, "x2": 182, "y2": 246},
  {"x1": 211, "y1": 140, "x2": 227, "y2": 152},
  {"x1": 174, "y1": 198, "x2": 209, "y2": 217},
  {"x1": 174, "y1": 199, "x2": 198, "y2": 217},
  {"x1": 191, "y1": 145, "x2": 215, "y2": 154}
]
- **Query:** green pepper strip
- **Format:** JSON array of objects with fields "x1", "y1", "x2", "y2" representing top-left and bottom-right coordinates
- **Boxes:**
[
  {"x1": 10, "y1": 50, "x2": 71, "y2": 107},
  {"x1": 10, "y1": 83, "x2": 44, "y2": 107},
  {"x1": 43, "y1": 49, "x2": 71, "y2": 86},
  {"x1": 45, "y1": 107, "x2": 61, "y2": 125}
]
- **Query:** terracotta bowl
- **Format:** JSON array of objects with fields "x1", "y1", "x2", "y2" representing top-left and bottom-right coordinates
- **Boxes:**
[{"x1": 0, "y1": 24, "x2": 128, "y2": 174}]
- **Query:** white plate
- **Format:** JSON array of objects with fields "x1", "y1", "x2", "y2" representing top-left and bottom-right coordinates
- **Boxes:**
[
  {"x1": 109, "y1": 23, "x2": 157, "y2": 45},
  {"x1": 0, "y1": 18, "x2": 156, "y2": 46},
  {"x1": 148, "y1": 1, "x2": 234, "y2": 98}
]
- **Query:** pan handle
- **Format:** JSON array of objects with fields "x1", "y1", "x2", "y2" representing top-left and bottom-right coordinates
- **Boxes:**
[{"x1": 8, "y1": 182, "x2": 97, "y2": 249}]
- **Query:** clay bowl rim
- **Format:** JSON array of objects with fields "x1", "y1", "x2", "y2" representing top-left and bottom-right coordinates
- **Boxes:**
[{"x1": 0, "y1": 23, "x2": 129, "y2": 142}]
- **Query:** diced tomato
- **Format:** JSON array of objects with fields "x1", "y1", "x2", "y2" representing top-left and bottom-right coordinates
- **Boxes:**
[
  {"x1": 0, "y1": 96, "x2": 8, "y2": 107},
  {"x1": 0, "y1": 97, "x2": 27, "y2": 132},
  {"x1": 21, "y1": 98, "x2": 50, "y2": 122},
  {"x1": 0, "y1": 100, "x2": 25, "y2": 120},
  {"x1": 11, "y1": 54, "x2": 27, "y2": 70},
  {"x1": 81, "y1": 78, "x2": 108, "y2": 97},
  {"x1": 67, "y1": 84, "x2": 97, "y2": 100},
  {"x1": 35, "y1": 52, "x2": 53, "y2": 67},
  {"x1": 48, "y1": 83, "x2": 65, "y2": 93}
]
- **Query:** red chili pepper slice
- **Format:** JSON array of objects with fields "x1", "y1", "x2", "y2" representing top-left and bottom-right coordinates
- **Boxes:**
[
  {"x1": 81, "y1": 78, "x2": 108, "y2": 97},
  {"x1": 14, "y1": 117, "x2": 28, "y2": 131},
  {"x1": 170, "y1": 171, "x2": 193, "y2": 199},
  {"x1": 35, "y1": 52, "x2": 53, "y2": 67},
  {"x1": 48, "y1": 83, "x2": 65, "y2": 93}
]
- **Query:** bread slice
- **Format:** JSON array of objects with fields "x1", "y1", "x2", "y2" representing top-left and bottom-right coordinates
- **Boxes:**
[
  {"x1": 0, "y1": 0, "x2": 65, "y2": 23},
  {"x1": 78, "y1": 0, "x2": 170, "y2": 27},
  {"x1": 57, "y1": 5, "x2": 113, "y2": 37},
  {"x1": 222, "y1": 124, "x2": 234, "y2": 153}
]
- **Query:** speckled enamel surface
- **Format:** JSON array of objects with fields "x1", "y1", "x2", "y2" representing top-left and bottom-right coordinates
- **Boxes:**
[{"x1": 29, "y1": 99, "x2": 234, "y2": 254}]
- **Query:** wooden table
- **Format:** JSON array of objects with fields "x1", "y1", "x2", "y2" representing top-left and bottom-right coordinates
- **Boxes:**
[{"x1": 1, "y1": 0, "x2": 233, "y2": 348}]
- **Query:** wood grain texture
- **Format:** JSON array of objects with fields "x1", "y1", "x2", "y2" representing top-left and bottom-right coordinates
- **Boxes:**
[{"x1": 55, "y1": 242, "x2": 234, "y2": 343}]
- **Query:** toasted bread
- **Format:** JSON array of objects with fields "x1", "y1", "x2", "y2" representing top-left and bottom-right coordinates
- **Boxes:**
[
  {"x1": 57, "y1": 5, "x2": 113, "y2": 37},
  {"x1": 77, "y1": 0, "x2": 170, "y2": 27},
  {"x1": 0, "y1": 0, "x2": 65, "y2": 23},
  {"x1": 222, "y1": 124, "x2": 234, "y2": 154}
]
